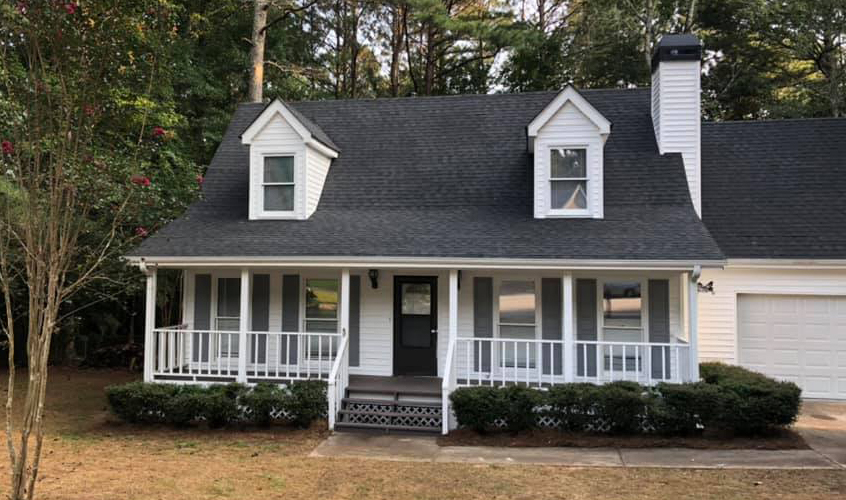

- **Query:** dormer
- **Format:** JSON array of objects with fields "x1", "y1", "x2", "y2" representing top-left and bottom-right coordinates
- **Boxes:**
[
  {"x1": 528, "y1": 86, "x2": 611, "y2": 219},
  {"x1": 241, "y1": 100, "x2": 339, "y2": 220}
]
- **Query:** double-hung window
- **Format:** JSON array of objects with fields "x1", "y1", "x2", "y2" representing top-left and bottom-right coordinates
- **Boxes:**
[
  {"x1": 215, "y1": 277, "x2": 241, "y2": 357},
  {"x1": 263, "y1": 156, "x2": 295, "y2": 212},
  {"x1": 304, "y1": 278, "x2": 338, "y2": 359},
  {"x1": 550, "y1": 148, "x2": 588, "y2": 211},
  {"x1": 498, "y1": 280, "x2": 537, "y2": 368}
]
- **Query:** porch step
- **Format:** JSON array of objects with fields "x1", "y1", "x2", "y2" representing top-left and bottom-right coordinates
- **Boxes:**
[
  {"x1": 335, "y1": 396, "x2": 442, "y2": 434},
  {"x1": 333, "y1": 421, "x2": 441, "y2": 434},
  {"x1": 345, "y1": 387, "x2": 441, "y2": 402}
]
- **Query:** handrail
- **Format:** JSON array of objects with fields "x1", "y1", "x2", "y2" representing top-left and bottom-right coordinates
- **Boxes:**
[
  {"x1": 441, "y1": 335, "x2": 457, "y2": 435},
  {"x1": 152, "y1": 327, "x2": 341, "y2": 337},
  {"x1": 327, "y1": 328, "x2": 349, "y2": 431}
]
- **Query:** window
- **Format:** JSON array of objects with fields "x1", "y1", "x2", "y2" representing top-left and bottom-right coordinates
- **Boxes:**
[
  {"x1": 215, "y1": 277, "x2": 241, "y2": 356},
  {"x1": 550, "y1": 148, "x2": 588, "y2": 210},
  {"x1": 304, "y1": 278, "x2": 338, "y2": 358},
  {"x1": 263, "y1": 156, "x2": 294, "y2": 211},
  {"x1": 602, "y1": 282, "x2": 643, "y2": 343},
  {"x1": 498, "y1": 280, "x2": 537, "y2": 368}
]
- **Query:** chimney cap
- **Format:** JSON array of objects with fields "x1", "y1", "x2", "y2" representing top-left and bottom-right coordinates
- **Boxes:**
[{"x1": 652, "y1": 34, "x2": 701, "y2": 72}]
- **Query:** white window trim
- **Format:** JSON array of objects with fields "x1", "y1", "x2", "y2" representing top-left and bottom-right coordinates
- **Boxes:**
[
  {"x1": 493, "y1": 276, "x2": 543, "y2": 370},
  {"x1": 211, "y1": 270, "x2": 244, "y2": 360},
  {"x1": 259, "y1": 152, "x2": 298, "y2": 217},
  {"x1": 547, "y1": 144, "x2": 592, "y2": 218},
  {"x1": 596, "y1": 277, "x2": 650, "y2": 343}
]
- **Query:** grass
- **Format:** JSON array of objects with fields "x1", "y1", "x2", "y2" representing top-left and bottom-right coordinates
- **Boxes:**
[{"x1": 0, "y1": 368, "x2": 843, "y2": 500}]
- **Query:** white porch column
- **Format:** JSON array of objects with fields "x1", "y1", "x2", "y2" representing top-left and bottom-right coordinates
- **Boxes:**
[
  {"x1": 143, "y1": 265, "x2": 157, "y2": 382},
  {"x1": 237, "y1": 268, "x2": 250, "y2": 383},
  {"x1": 688, "y1": 269, "x2": 700, "y2": 381},
  {"x1": 448, "y1": 270, "x2": 458, "y2": 342},
  {"x1": 562, "y1": 273, "x2": 574, "y2": 382},
  {"x1": 340, "y1": 268, "x2": 350, "y2": 336}
]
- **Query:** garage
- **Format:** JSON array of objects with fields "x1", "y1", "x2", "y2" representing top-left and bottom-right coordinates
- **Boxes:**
[{"x1": 738, "y1": 294, "x2": 846, "y2": 400}]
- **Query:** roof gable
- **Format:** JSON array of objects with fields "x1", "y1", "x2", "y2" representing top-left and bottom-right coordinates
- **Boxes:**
[
  {"x1": 527, "y1": 86, "x2": 611, "y2": 150},
  {"x1": 240, "y1": 99, "x2": 339, "y2": 158}
]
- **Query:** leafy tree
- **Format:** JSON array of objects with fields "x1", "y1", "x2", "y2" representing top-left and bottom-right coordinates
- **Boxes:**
[{"x1": 0, "y1": 3, "x2": 198, "y2": 498}]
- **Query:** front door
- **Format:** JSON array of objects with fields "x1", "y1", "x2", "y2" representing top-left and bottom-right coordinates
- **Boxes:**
[{"x1": 393, "y1": 276, "x2": 438, "y2": 376}]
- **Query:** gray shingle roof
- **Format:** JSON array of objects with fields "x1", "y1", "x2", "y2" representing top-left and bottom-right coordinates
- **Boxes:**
[
  {"x1": 131, "y1": 89, "x2": 724, "y2": 262},
  {"x1": 702, "y1": 118, "x2": 846, "y2": 259}
]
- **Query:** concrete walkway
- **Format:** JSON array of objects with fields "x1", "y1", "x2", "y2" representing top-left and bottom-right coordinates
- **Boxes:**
[
  {"x1": 796, "y1": 400, "x2": 846, "y2": 468},
  {"x1": 310, "y1": 433, "x2": 840, "y2": 470}
]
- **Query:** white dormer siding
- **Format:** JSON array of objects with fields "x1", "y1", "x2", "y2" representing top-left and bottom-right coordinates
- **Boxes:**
[
  {"x1": 651, "y1": 35, "x2": 702, "y2": 216},
  {"x1": 528, "y1": 87, "x2": 611, "y2": 219},
  {"x1": 241, "y1": 100, "x2": 338, "y2": 220},
  {"x1": 305, "y1": 144, "x2": 332, "y2": 217}
]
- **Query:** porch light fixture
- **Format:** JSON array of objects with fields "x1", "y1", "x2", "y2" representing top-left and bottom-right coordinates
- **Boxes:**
[
  {"x1": 697, "y1": 281, "x2": 714, "y2": 294},
  {"x1": 368, "y1": 269, "x2": 379, "y2": 289}
]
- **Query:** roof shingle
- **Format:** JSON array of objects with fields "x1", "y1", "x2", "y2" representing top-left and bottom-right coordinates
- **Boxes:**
[{"x1": 131, "y1": 89, "x2": 723, "y2": 262}]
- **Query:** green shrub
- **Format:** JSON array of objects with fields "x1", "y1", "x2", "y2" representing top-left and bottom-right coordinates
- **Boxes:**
[
  {"x1": 501, "y1": 386, "x2": 543, "y2": 433},
  {"x1": 546, "y1": 383, "x2": 599, "y2": 432},
  {"x1": 651, "y1": 382, "x2": 724, "y2": 435},
  {"x1": 287, "y1": 380, "x2": 327, "y2": 428},
  {"x1": 592, "y1": 381, "x2": 649, "y2": 434},
  {"x1": 700, "y1": 362, "x2": 802, "y2": 435},
  {"x1": 164, "y1": 387, "x2": 206, "y2": 426},
  {"x1": 449, "y1": 387, "x2": 505, "y2": 433},
  {"x1": 241, "y1": 383, "x2": 288, "y2": 426},
  {"x1": 106, "y1": 380, "x2": 327, "y2": 429},
  {"x1": 202, "y1": 385, "x2": 243, "y2": 428},
  {"x1": 105, "y1": 382, "x2": 180, "y2": 424}
]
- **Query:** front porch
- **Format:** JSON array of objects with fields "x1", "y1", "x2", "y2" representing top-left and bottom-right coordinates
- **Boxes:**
[{"x1": 141, "y1": 265, "x2": 702, "y2": 434}]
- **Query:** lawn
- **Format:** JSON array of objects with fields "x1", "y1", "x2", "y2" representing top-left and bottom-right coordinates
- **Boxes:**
[{"x1": 1, "y1": 368, "x2": 844, "y2": 500}]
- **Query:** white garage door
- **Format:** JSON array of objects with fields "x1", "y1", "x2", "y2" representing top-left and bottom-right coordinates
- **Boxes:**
[{"x1": 738, "y1": 294, "x2": 846, "y2": 400}]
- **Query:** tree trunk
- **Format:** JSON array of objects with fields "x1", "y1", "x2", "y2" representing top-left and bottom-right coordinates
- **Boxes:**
[
  {"x1": 248, "y1": 0, "x2": 270, "y2": 102},
  {"x1": 389, "y1": 4, "x2": 405, "y2": 96}
]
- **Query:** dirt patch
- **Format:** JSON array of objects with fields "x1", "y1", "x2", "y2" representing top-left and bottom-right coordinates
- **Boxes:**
[{"x1": 438, "y1": 427, "x2": 809, "y2": 450}]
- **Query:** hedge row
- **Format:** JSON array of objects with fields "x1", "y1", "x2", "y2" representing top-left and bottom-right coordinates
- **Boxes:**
[
  {"x1": 105, "y1": 380, "x2": 327, "y2": 428},
  {"x1": 450, "y1": 363, "x2": 801, "y2": 436}
]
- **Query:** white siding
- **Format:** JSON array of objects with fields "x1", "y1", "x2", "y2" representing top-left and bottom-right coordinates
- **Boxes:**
[
  {"x1": 651, "y1": 60, "x2": 701, "y2": 216},
  {"x1": 699, "y1": 266, "x2": 846, "y2": 364},
  {"x1": 249, "y1": 113, "x2": 307, "y2": 219},
  {"x1": 534, "y1": 102, "x2": 605, "y2": 219},
  {"x1": 304, "y1": 145, "x2": 332, "y2": 217},
  {"x1": 247, "y1": 113, "x2": 334, "y2": 220}
]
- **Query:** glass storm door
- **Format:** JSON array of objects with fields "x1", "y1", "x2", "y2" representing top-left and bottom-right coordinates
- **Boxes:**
[{"x1": 393, "y1": 276, "x2": 438, "y2": 376}]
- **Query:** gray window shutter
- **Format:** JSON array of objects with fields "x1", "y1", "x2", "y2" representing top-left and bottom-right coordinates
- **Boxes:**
[
  {"x1": 280, "y1": 274, "x2": 299, "y2": 364},
  {"x1": 349, "y1": 275, "x2": 361, "y2": 367},
  {"x1": 251, "y1": 274, "x2": 270, "y2": 364},
  {"x1": 473, "y1": 277, "x2": 493, "y2": 372},
  {"x1": 576, "y1": 279, "x2": 597, "y2": 377},
  {"x1": 192, "y1": 274, "x2": 212, "y2": 362},
  {"x1": 649, "y1": 279, "x2": 671, "y2": 379},
  {"x1": 541, "y1": 278, "x2": 563, "y2": 376}
]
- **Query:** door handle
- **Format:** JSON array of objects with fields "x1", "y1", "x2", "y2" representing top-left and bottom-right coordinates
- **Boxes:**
[{"x1": 431, "y1": 329, "x2": 438, "y2": 334}]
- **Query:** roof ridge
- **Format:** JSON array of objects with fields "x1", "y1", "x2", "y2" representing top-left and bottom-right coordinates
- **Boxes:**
[
  {"x1": 703, "y1": 116, "x2": 846, "y2": 126},
  {"x1": 234, "y1": 87, "x2": 648, "y2": 107}
]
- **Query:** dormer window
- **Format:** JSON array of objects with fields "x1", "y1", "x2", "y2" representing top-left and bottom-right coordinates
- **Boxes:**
[
  {"x1": 241, "y1": 99, "x2": 339, "y2": 220},
  {"x1": 550, "y1": 148, "x2": 588, "y2": 211},
  {"x1": 527, "y1": 86, "x2": 610, "y2": 219},
  {"x1": 263, "y1": 156, "x2": 295, "y2": 212}
]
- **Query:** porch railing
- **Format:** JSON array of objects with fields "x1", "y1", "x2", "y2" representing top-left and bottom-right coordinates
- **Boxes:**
[
  {"x1": 327, "y1": 328, "x2": 350, "y2": 430},
  {"x1": 151, "y1": 326, "x2": 342, "y2": 384},
  {"x1": 445, "y1": 336, "x2": 692, "y2": 390},
  {"x1": 574, "y1": 339, "x2": 690, "y2": 384}
]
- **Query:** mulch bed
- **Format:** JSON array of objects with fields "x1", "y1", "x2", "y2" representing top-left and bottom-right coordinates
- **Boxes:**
[{"x1": 437, "y1": 427, "x2": 809, "y2": 450}]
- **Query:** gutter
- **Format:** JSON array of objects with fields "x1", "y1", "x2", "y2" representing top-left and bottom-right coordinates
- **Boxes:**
[
  {"x1": 125, "y1": 255, "x2": 726, "y2": 271},
  {"x1": 726, "y1": 258, "x2": 846, "y2": 270}
]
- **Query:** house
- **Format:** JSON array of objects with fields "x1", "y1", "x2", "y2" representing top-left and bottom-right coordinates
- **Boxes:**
[{"x1": 126, "y1": 34, "x2": 846, "y2": 434}]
